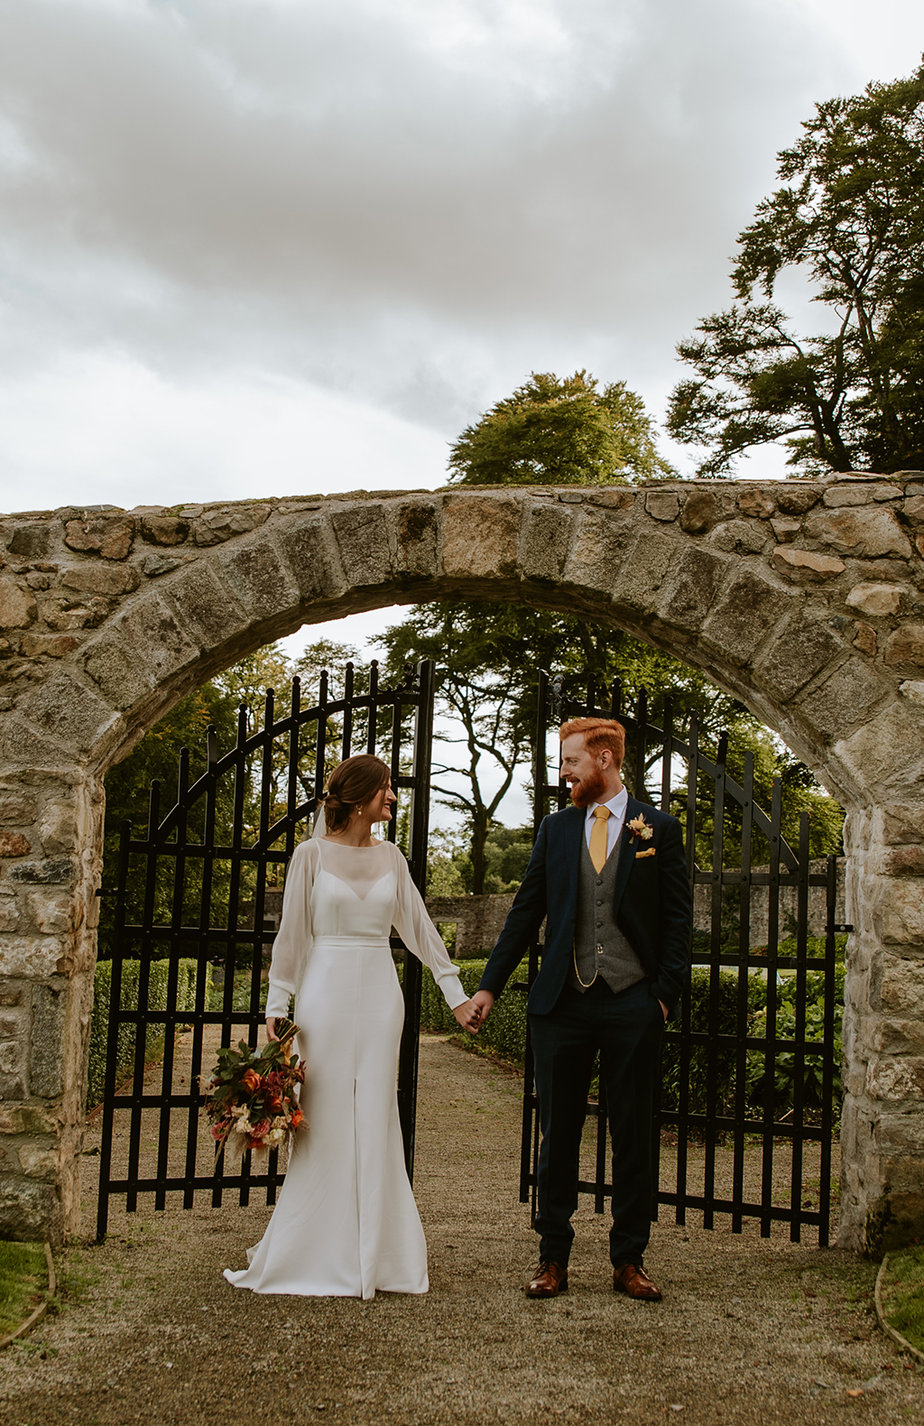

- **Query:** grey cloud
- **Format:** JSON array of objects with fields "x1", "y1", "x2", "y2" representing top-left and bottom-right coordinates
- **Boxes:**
[{"x1": 0, "y1": 0, "x2": 884, "y2": 434}]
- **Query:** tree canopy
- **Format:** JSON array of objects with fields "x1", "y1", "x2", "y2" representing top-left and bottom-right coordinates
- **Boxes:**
[
  {"x1": 450, "y1": 370, "x2": 674, "y2": 485},
  {"x1": 667, "y1": 62, "x2": 924, "y2": 476}
]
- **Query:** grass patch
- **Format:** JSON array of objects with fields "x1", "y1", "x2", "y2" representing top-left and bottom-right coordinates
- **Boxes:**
[
  {"x1": 879, "y1": 1245, "x2": 924, "y2": 1352},
  {"x1": 0, "y1": 1241, "x2": 48, "y2": 1339}
]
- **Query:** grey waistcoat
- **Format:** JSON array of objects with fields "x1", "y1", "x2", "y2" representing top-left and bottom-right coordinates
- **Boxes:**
[{"x1": 570, "y1": 831, "x2": 646, "y2": 995}]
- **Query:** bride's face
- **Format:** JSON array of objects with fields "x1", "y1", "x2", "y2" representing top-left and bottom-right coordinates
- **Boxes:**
[{"x1": 368, "y1": 778, "x2": 396, "y2": 824}]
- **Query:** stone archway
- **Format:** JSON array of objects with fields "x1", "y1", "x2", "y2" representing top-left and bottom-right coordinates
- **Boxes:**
[{"x1": 1, "y1": 475, "x2": 923, "y2": 1248}]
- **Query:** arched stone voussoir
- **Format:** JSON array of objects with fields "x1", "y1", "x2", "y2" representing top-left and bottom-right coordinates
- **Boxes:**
[
  {"x1": 79, "y1": 590, "x2": 201, "y2": 722},
  {"x1": 700, "y1": 569, "x2": 792, "y2": 669},
  {"x1": 12, "y1": 670, "x2": 125, "y2": 772},
  {"x1": 440, "y1": 490, "x2": 526, "y2": 581},
  {"x1": 559, "y1": 497, "x2": 639, "y2": 594},
  {"x1": 834, "y1": 693, "x2": 924, "y2": 798}
]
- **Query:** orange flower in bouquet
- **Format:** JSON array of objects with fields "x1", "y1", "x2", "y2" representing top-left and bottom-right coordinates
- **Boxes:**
[{"x1": 202, "y1": 1020, "x2": 307, "y2": 1157}]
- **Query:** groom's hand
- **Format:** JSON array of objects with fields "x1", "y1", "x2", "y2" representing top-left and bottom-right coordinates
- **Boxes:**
[{"x1": 470, "y1": 990, "x2": 495, "y2": 1030}]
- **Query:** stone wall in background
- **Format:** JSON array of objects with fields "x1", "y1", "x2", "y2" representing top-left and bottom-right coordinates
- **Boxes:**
[{"x1": 257, "y1": 868, "x2": 847, "y2": 961}]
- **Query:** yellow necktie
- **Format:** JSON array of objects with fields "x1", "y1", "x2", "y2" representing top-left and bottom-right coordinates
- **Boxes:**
[{"x1": 589, "y1": 805, "x2": 610, "y2": 873}]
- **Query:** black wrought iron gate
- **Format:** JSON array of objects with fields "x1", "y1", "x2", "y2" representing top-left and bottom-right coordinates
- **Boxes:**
[
  {"x1": 520, "y1": 671, "x2": 845, "y2": 1245},
  {"x1": 96, "y1": 659, "x2": 435, "y2": 1239}
]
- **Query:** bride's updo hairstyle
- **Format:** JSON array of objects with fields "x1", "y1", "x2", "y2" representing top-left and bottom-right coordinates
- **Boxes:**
[{"x1": 321, "y1": 754, "x2": 391, "y2": 834}]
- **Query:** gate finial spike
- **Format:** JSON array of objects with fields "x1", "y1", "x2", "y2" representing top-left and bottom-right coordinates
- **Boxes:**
[{"x1": 549, "y1": 674, "x2": 564, "y2": 721}]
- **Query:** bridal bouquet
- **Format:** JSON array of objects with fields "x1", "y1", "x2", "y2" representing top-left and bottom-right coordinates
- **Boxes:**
[{"x1": 202, "y1": 1020, "x2": 307, "y2": 1157}]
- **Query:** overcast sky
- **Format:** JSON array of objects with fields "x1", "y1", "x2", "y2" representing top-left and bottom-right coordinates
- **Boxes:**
[{"x1": 1, "y1": 0, "x2": 922, "y2": 522}]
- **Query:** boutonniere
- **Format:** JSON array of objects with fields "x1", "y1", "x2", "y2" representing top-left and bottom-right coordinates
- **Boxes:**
[{"x1": 627, "y1": 814, "x2": 654, "y2": 842}]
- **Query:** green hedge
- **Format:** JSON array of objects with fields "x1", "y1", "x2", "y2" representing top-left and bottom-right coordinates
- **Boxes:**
[
  {"x1": 88, "y1": 958, "x2": 212, "y2": 1109},
  {"x1": 421, "y1": 940, "x2": 845, "y2": 1124},
  {"x1": 207, "y1": 968, "x2": 264, "y2": 1015},
  {"x1": 420, "y1": 957, "x2": 531, "y2": 1067}
]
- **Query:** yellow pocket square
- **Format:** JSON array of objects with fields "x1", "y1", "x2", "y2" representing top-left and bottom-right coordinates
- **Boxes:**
[{"x1": 634, "y1": 847, "x2": 657, "y2": 859}]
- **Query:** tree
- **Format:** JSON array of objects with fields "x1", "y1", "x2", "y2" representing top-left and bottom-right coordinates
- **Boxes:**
[
  {"x1": 424, "y1": 824, "x2": 536, "y2": 898},
  {"x1": 687, "y1": 716, "x2": 844, "y2": 868},
  {"x1": 481, "y1": 824, "x2": 536, "y2": 894},
  {"x1": 293, "y1": 638, "x2": 360, "y2": 693},
  {"x1": 214, "y1": 644, "x2": 295, "y2": 734},
  {"x1": 667, "y1": 63, "x2": 924, "y2": 476},
  {"x1": 378, "y1": 605, "x2": 532, "y2": 895},
  {"x1": 450, "y1": 370, "x2": 674, "y2": 485}
]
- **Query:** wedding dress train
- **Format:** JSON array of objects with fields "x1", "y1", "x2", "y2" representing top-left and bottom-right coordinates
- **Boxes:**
[{"x1": 223, "y1": 837, "x2": 467, "y2": 1299}]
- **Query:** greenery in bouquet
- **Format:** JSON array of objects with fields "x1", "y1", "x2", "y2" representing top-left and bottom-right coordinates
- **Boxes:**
[{"x1": 202, "y1": 1022, "x2": 307, "y2": 1155}]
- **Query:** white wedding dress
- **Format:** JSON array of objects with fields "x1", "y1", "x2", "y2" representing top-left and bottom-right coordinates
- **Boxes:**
[{"x1": 223, "y1": 837, "x2": 467, "y2": 1299}]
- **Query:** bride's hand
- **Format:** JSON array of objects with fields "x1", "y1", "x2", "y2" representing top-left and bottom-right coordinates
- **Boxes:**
[
  {"x1": 265, "y1": 1016, "x2": 279, "y2": 1042},
  {"x1": 452, "y1": 999, "x2": 481, "y2": 1034}
]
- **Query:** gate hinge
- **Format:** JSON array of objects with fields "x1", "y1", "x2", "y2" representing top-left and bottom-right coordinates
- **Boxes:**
[{"x1": 832, "y1": 923, "x2": 853, "y2": 933}]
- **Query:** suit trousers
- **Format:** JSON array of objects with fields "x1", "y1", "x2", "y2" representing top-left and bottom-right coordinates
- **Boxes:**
[{"x1": 528, "y1": 977, "x2": 664, "y2": 1268}]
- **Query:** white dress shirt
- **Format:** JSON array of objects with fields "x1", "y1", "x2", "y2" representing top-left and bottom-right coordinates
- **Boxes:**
[{"x1": 584, "y1": 786, "x2": 629, "y2": 860}]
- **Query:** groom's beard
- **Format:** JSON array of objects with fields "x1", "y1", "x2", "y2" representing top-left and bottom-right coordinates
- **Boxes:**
[{"x1": 568, "y1": 765, "x2": 608, "y2": 809}]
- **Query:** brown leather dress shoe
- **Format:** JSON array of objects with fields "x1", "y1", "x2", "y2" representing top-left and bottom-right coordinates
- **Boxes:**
[
  {"x1": 613, "y1": 1262, "x2": 662, "y2": 1301},
  {"x1": 525, "y1": 1260, "x2": 568, "y2": 1298}
]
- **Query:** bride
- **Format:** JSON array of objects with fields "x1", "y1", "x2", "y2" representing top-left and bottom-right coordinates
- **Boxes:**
[{"x1": 224, "y1": 753, "x2": 480, "y2": 1299}]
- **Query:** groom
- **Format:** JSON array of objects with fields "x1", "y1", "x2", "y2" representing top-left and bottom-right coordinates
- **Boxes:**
[{"x1": 471, "y1": 717, "x2": 691, "y2": 1301}]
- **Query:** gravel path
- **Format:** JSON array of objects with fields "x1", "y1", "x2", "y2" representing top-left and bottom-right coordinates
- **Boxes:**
[{"x1": 0, "y1": 1036, "x2": 921, "y2": 1426}]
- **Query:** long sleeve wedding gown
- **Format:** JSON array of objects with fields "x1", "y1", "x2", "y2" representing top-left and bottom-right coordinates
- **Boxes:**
[{"x1": 223, "y1": 837, "x2": 468, "y2": 1299}]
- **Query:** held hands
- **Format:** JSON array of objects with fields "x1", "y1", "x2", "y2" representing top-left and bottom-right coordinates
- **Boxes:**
[
  {"x1": 452, "y1": 991, "x2": 494, "y2": 1033},
  {"x1": 469, "y1": 990, "x2": 494, "y2": 1031},
  {"x1": 452, "y1": 998, "x2": 481, "y2": 1033}
]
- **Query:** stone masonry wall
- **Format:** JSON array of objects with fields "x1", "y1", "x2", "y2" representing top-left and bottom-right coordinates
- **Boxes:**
[{"x1": 1, "y1": 473, "x2": 923, "y2": 1247}]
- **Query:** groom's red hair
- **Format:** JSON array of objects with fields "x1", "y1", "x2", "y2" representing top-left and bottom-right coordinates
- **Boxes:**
[{"x1": 559, "y1": 716, "x2": 625, "y2": 768}]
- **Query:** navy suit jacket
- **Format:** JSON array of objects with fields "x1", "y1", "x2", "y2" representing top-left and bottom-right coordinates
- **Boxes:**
[{"x1": 478, "y1": 797, "x2": 692, "y2": 1017}]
